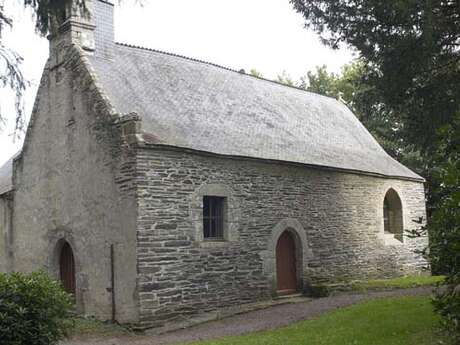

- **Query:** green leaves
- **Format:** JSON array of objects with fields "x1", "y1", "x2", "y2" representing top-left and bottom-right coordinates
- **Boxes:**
[
  {"x1": 0, "y1": 1, "x2": 87, "y2": 135},
  {"x1": 289, "y1": 1, "x2": 460, "y2": 340},
  {"x1": 425, "y1": 113, "x2": 460, "y2": 340},
  {"x1": 22, "y1": 0, "x2": 88, "y2": 36},
  {"x1": 0, "y1": 271, "x2": 74, "y2": 345},
  {"x1": 290, "y1": 0, "x2": 460, "y2": 152}
]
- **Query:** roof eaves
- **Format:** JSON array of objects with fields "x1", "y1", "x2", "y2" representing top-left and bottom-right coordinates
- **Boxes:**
[
  {"x1": 137, "y1": 141, "x2": 426, "y2": 183},
  {"x1": 0, "y1": 188, "x2": 13, "y2": 197}
]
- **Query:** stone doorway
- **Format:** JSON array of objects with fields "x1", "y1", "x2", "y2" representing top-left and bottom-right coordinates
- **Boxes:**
[
  {"x1": 59, "y1": 242, "x2": 76, "y2": 295},
  {"x1": 276, "y1": 231, "x2": 297, "y2": 295}
]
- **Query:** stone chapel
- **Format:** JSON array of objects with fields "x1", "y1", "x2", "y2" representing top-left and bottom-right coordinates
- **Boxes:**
[{"x1": 0, "y1": 0, "x2": 428, "y2": 328}]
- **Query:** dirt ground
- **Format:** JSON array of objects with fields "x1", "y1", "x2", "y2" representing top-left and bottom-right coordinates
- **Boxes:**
[{"x1": 62, "y1": 286, "x2": 433, "y2": 345}]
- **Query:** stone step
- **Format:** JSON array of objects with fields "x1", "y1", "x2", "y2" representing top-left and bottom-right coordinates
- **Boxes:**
[{"x1": 274, "y1": 292, "x2": 304, "y2": 300}]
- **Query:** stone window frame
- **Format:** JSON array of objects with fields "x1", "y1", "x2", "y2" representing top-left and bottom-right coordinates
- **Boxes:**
[
  {"x1": 190, "y1": 184, "x2": 240, "y2": 246},
  {"x1": 379, "y1": 187, "x2": 405, "y2": 246}
]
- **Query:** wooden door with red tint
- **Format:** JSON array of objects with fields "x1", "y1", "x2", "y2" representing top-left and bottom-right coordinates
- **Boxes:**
[
  {"x1": 276, "y1": 231, "x2": 297, "y2": 294},
  {"x1": 60, "y1": 242, "x2": 76, "y2": 295}
]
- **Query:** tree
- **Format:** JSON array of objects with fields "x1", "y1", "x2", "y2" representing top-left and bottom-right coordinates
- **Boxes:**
[
  {"x1": 289, "y1": 0, "x2": 460, "y2": 338},
  {"x1": 249, "y1": 68, "x2": 263, "y2": 78},
  {"x1": 276, "y1": 70, "x2": 295, "y2": 87},
  {"x1": 290, "y1": 0, "x2": 460, "y2": 154},
  {"x1": 0, "y1": 0, "x2": 86, "y2": 134},
  {"x1": 429, "y1": 116, "x2": 460, "y2": 340},
  {"x1": 305, "y1": 65, "x2": 340, "y2": 98}
]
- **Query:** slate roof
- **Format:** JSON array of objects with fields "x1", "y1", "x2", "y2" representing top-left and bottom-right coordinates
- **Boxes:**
[
  {"x1": 0, "y1": 152, "x2": 19, "y2": 195},
  {"x1": 88, "y1": 43, "x2": 422, "y2": 181}
]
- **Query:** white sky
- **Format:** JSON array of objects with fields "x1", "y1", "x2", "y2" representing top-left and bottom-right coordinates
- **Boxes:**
[{"x1": 0, "y1": 0, "x2": 353, "y2": 166}]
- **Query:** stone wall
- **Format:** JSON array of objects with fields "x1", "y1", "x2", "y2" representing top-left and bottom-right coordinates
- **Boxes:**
[
  {"x1": 10, "y1": 46, "x2": 138, "y2": 323},
  {"x1": 0, "y1": 195, "x2": 13, "y2": 273},
  {"x1": 0, "y1": 197, "x2": 4, "y2": 273},
  {"x1": 135, "y1": 147, "x2": 428, "y2": 328}
]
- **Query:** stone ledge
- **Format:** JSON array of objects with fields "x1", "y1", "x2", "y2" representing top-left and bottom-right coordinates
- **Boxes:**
[
  {"x1": 143, "y1": 295, "x2": 311, "y2": 335},
  {"x1": 198, "y1": 240, "x2": 232, "y2": 248},
  {"x1": 309, "y1": 275, "x2": 437, "y2": 297}
]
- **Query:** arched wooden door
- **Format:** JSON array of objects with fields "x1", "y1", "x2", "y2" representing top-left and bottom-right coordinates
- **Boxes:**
[
  {"x1": 59, "y1": 242, "x2": 76, "y2": 295},
  {"x1": 276, "y1": 231, "x2": 297, "y2": 294}
]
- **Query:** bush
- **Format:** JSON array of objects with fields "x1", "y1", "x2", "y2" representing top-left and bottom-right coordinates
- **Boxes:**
[
  {"x1": 0, "y1": 271, "x2": 74, "y2": 345},
  {"x1": 433, "y1": 275, "x2": 460, "y2": 342},
  {"x1": 426, "y1": 119, "x2": 460, "y2": 342}
]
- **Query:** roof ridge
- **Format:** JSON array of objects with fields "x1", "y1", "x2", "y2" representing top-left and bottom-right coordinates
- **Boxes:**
[
  {"x1": 115, "y1": 42, "x2": 241, "y2": 73},
  {"x1": 96, "y1": 0, "x2": 114, "y2": 6},
  {"x1": 114, "y1": 42, "x2": 322, "y2": 95}
]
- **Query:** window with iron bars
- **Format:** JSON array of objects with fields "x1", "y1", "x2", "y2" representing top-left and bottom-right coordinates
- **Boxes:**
[{"x1": 203, "y1": 196, "x2": 225, "y2": 239}]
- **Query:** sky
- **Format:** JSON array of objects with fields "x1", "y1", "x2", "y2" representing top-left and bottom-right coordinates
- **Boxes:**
[{"x1": 0, "y1": 0, "x2": 353, "y2": 166}]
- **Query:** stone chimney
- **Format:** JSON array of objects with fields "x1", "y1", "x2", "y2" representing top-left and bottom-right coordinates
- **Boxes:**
[{"x1": 49, "y1": 0, "x2": 114, "y2": 65}]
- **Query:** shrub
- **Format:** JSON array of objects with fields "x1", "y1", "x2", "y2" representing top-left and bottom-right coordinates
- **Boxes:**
[
  {"x1": 426, "y1": 119, "x2": 460, "y2": 342},
  {"x1": 0, "y1": 271, "x2": 74, "y2": 345},
  {"x1": 432, "y1": 275, "x2": 460, "y2": 342}
]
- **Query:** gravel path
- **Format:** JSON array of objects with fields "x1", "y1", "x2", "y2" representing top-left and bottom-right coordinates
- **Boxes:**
[{"x1": 64, "y1": 286, "x2": 433, "y2": 345}]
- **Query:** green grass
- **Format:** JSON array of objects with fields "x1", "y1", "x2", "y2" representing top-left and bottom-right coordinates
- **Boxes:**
[
  {"x1": 350, "y1": 275, "x2": 445, "y2": 291},
  {"x1": 190, "y1": 296, "x2": 450, "y2": 345},
  {"x1": 68, "y1": 317, "x2": 130, "y2": 337}
]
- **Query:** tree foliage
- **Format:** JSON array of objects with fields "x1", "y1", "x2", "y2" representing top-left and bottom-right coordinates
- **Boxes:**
[
  {"x1": 24, "y1": 0, "x2": 86, "y2": 36},
  {"x1": 0, "y1": 0, "x2": 85, "y2": 134},
  {"x1": 0, "y1": 34, "x2": 27, "y2": 134},
  {"x1": 249, "y1": 68, "x2": 263, "y2": 78},
  {"x1": 276, "y1": 70, "x2": 296, "y2": 87},
  {"x1": 289, "y1": 0, "x2": 460, "y2": 338},
  {"x1": 429, "y1": 115, "x2": 460, "y2": 340},
  {"x1": 290, "y1": 0, "x2": 460, "y2": 152}
]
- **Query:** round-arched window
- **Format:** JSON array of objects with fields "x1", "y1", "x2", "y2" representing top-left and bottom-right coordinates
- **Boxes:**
[{"x1": 383, "y1": 189, "x2": 404, "y2": 242}]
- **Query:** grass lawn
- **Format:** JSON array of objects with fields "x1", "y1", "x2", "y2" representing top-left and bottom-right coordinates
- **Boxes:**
[
  {"x1": 69, "y1": 317, "x2": 130, "y2": 338},
  {"x1": 349, "y1": 275, "x2": 445, "y2": 291},
  {"x1": 190, "y1": 296, "x2": 450, "y2": 345}
]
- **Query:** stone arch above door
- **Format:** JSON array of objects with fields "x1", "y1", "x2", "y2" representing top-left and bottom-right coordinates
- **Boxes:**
[
  {"x1": 47, "y1": 230, "x2": 84, "y2": 313},
  {"x1": 58, "y1": 240, "x2": 76, "y2": 295},
  {"x1": 263, "y1": 218, "x2": 312, "y2": 295}
]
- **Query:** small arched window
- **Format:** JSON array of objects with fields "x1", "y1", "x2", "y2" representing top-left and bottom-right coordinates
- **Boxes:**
[{"x1": 383, "y1": 189, "x2": 404, "y2": 242}]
